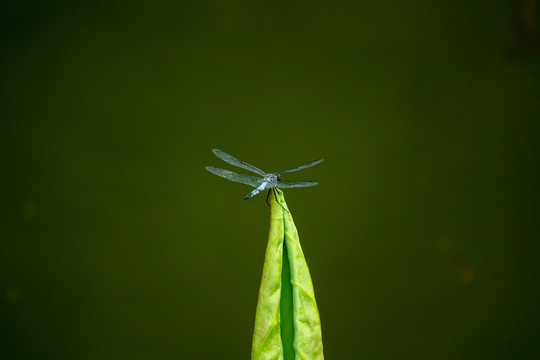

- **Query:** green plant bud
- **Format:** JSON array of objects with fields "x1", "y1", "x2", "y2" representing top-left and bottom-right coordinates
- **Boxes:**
[{"x1": 252, "y1": 189, "x2": 324, "y2": 360}]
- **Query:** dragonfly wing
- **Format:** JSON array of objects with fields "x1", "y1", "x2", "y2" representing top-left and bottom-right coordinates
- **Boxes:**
[
  {"x1": 278, "y1": 158, "x2": 324, "y2": 174},
  {"x1": 277, "y1": 180, "x2": 318, "y2": 188},
  {"x1": 212, "y1": 149, "x2": 267, "y2": 176},
  {"x1": 206, "y1": 166, "x2": 264, "y2": 188}
]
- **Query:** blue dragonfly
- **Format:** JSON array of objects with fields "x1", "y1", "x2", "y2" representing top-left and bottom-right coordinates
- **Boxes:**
[{"x1": 206, "y1": 149, "x2": 324, "y2": 201}]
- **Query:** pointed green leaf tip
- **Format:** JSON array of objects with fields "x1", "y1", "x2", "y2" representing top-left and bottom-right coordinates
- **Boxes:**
[{"x1": 252, "y1": 189, "x2": 324, "y2": 360}]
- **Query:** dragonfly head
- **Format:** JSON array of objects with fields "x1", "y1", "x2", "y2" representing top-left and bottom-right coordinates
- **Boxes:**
[{"x1": 267, "y1": 173, "x2": 280, "y2": 183}]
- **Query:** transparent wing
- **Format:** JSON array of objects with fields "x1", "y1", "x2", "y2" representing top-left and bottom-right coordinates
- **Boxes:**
[
  {"x1": 212, "y1": 149, "x2": 266, "y2": 176},
  {"x1": 278, "y1": 158, "x2": 324, "y2": 174},
  {"x1": 206, "y1": 166, "x2": 264, "y2": 188},
  {"x1": 277, "y1": 180, "x2": 318, "y2": 188}
]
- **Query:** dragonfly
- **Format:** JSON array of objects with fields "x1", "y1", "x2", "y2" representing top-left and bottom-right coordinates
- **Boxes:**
[{"x1": 206, "y1": 149, "x2": 324, "y2": 201}]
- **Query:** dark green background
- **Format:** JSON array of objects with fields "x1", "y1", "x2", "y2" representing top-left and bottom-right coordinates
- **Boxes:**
[{"x1": 2, "y1": 1, "x2": 539, "y2": 359}]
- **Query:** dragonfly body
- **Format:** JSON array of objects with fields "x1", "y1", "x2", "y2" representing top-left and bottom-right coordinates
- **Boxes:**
[{"x1": 206, "y1": 149, "x2": 323, "y2": 200}]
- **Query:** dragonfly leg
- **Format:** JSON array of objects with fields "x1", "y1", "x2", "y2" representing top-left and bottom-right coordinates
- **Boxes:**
[
  {"x1": 265, "y1": 190, "x2": 271, "y2": 206},
  {"x1": 273, "y1": 188, "x2": 289, "y2": 213},
  {"x1": 265, "y1": 189, "x2": 289, "y2": 212}
]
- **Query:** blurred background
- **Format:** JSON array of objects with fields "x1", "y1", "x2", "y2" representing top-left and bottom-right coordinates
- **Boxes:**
[{"x1": 1, "y1": 1, "x2": 539, "y2": 359}]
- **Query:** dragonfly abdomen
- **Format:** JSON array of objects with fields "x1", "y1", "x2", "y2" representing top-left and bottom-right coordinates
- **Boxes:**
[{"x1": 245, "y1": 182, "x2": 268, "y2": 200}]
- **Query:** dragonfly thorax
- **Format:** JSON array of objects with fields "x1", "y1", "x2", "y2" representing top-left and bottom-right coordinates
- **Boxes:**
[{"x1": 262, "y1": 173, "x2": 280, "y2": 188}]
